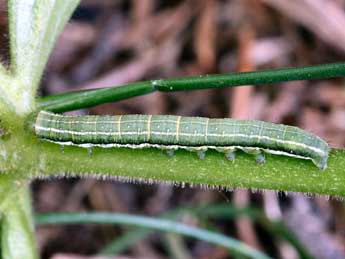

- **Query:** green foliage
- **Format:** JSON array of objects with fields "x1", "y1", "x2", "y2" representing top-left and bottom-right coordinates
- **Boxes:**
[
  {"x1": 0, "y1": 0, "x2": 345, "y2": 258},
  {"x1": 37, "y1": 62, "x2": 345, "y2": 113},
  {"x1": 36, "y1": 212, "x2": 272, "y2": 259},
  {"x1": 97, "y1": 204, "x2": 312, "y2": 258}
]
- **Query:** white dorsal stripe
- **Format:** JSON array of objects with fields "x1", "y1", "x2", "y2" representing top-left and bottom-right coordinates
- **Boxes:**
[{"x1": 38, "y1": 117, "x2": 316, "y2": 139}]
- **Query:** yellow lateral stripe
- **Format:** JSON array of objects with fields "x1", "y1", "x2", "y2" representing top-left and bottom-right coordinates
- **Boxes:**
[
  {"x1": 147, "y1": 115, "x2": 152, "y2": 141},
  {"x1": 205, "y1": 118, "x2": 209, "y2": 142},
  {"x1": 118, "y1": 115, "x2": 122, "y2": 140},
  {"x1": 176, "y1": 116, "x2": 181, "y2": 142}
]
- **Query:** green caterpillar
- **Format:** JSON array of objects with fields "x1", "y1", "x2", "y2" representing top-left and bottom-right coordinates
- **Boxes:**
[{"x1": 31, "y1": 111, "x2": 330, "y2": 169}]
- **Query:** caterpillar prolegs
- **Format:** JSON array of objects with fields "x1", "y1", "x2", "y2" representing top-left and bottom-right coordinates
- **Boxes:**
[{"x1": 30, "y1": 111, "x2": 330, "y2": 170}]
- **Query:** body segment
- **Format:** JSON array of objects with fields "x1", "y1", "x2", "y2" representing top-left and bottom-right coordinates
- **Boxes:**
[{"x1": 33, "y1": 111, "x2": 330, "y2": 169}]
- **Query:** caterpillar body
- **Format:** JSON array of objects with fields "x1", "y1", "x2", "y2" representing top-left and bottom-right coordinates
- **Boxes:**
[{"x1": 32, "y1": 111, "x2": 330, "y2": 170}]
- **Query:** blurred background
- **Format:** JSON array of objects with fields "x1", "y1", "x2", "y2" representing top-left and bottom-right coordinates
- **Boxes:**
[{"x1": 2, "y1": 0, "x2": 345, "y2": 258}]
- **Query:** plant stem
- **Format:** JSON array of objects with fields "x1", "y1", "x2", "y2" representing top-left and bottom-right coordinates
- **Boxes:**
[
  {"x1": 1, "y1": 185, "x2": 38, "y2": 259},
  {"x1": 10, "y1": 131, "x2": 345, "y2": 196},
  {"x1": 38, "y1": 62, "x2": 345, "y2": 112}
]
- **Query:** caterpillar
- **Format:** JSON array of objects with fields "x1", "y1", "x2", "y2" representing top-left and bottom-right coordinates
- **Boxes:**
[{"x1": 30, "y1": 111, "x2": 330, "y2": 170}]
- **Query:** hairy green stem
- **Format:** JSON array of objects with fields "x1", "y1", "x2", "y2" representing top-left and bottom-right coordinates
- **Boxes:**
[
  {"x1": 1, "y1": 130, "x2": 343, "y2": 196},
  {"x1": 38, "y1": 62, "x2": 345, "y2": 112},
  {"x1": 1, "y1": 185, "x2": 38, "y2": 259}
]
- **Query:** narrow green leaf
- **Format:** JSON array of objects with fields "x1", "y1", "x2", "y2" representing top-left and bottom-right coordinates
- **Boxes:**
[
  {"x1": 36, "y1": 212, "x2": 271, "y2": 259},
  {"x1": 38, "y1": 81, "x2": 155, "y2": 113},
  {"x1": 99, "y1": 205, "x2": 312, "y2": 258},
  {"x1": 37, "y1": 62, "x2": 345, "y2": 112},
  {"x1": 8, "y1": 0, "x2": 80, "y2": 95}
]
